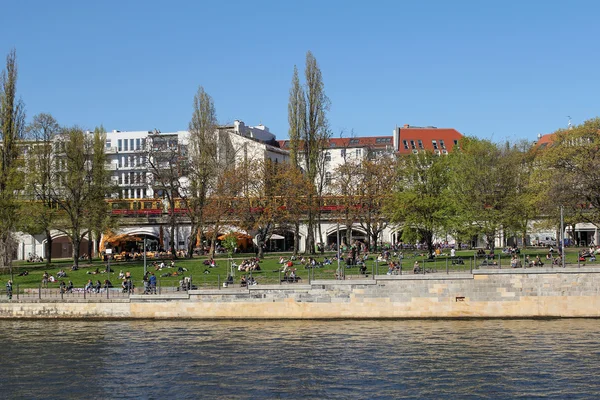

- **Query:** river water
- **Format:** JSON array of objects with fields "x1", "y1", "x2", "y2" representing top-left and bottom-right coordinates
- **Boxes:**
[{"x1": 1, "y1": 319, "x2": 599, "y2": 399}]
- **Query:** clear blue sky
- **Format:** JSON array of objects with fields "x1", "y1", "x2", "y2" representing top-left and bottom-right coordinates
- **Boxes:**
[{"x1": 1, "y1": 0, "x2": 599, "y2": 142}]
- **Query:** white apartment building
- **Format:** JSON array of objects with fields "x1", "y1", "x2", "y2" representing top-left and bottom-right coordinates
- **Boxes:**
[{"x1": 104, "y1": 120, "x2": 288, "y2": 200}]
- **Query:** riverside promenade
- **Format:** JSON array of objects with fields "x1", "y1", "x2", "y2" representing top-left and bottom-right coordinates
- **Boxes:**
[{"x1": 1, "y1": 267, "x2": 600, "y2": 319}]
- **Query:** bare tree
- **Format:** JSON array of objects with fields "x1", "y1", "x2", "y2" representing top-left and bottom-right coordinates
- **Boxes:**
[
  {"x1": 185, "y1": 86, "x2": 218, "y2": 258},
  {"x1": 287, "y1": 51, "x2": 331, "y2": 254},
  {"x1": 144, "y1": 133, "x2": 186, "y2": 257}
]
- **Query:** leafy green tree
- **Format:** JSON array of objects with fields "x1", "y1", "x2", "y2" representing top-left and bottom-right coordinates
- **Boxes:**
[
  {"x1": 50, "y1": 127, "x2": 113, "y2": 266},
  {"x1": 448, "y1": 137, "x2": 519, "y2": 251},
  {"x1": 389, "y1": 151, "x2": 452, "y2": 257},
  {"x1": 534, "y1": 118, "x2": 600, "y2": 230},
  {"x1": 86, "y1": 126, "x2": 118, "y2": 260},
  {"x1": 22, "y1": 113, "x2": 60, "y2": 266}
]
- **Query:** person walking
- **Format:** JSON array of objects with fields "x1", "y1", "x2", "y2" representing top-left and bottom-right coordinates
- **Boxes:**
[{"x1": 149, "y1": 272, "x2": 157, "y2": 294}]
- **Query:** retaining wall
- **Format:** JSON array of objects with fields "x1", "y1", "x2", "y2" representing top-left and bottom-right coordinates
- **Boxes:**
[{"x1": 2, "y1": 268, "x2": 600, "y2": 319}]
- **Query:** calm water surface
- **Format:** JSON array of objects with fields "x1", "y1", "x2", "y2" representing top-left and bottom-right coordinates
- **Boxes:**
[{"x1": 1, "y1": 319, "x2": 599, "y2": 399}]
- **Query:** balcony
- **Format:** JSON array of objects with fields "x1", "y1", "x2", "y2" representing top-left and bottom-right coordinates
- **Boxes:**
[{"x1": 105, "y1": 146, "x2": 118, "y2": 154}]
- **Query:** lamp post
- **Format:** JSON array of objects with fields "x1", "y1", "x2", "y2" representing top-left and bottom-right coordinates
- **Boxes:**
[
  {"x1": 337, "y1": 222, "x2": 341, "y2": 279},
  {"x1": 143, "y1": 235, "x2": 147, "y2": 276},
  {"x1": 560, "y1": 206, "x2": 565, "y2": 268}
]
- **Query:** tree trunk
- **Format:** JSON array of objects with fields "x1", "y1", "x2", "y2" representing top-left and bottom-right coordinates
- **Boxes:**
[
  {"x1": 257, "y1": 234, "x2": 265, "y2": 259},
  {"x1": 345, "y1": 222, "x2": 352, "y2": 249},
  {"x1": 317, "y1": 214, "x2": 324, "y2": 254},
  {"x1": 87, "y1": 231, "x2": 93, "y2": 263},
  {"x1": 169, "y1": 218, "x2": 177, "y2": 258},
  {"x1": 209, "y1": 231, "x2": 218, "y2": 259},
  {"x1": 187, "y1": 224, "x2": 197, "y2": 259},
  {"x1": 371, "y1": 232, "x2": 379, "y2": 253},
  {"x1": 424, "y1": 231, "x2": 435, "y2": 258},
  {"x1": 72, "y1": 235, "x2": 81, "y2": 267},
  {"x1": 95, "y1": 236, "x2": 102, "y2": 260},
  {"x1": 45, "y1": 230, "x2": 52, "y2": 266}
]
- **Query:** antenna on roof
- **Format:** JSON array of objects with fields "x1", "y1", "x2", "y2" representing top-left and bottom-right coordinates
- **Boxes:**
[{"x1": 567, "y1": 116, "x2": 572, "y2": 130}]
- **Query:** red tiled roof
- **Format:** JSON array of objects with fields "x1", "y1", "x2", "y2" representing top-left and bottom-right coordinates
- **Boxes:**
[
  {"x1": 533, "y1": 133, "x2": 557, "y2": 150},
  {"x1": 278, "y1": 127, "x2": 464, "y2": 154},
  {"x1": 278, "y1": 136, "x2": 393, "y2": 150},
  {"x1": 397, "y1": 127, "x2": 463, "y2": 154}
]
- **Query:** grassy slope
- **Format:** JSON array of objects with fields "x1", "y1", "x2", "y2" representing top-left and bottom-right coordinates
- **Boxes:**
[{"x1": 0, "y1": 247, "x2": 590, "y2": 290}]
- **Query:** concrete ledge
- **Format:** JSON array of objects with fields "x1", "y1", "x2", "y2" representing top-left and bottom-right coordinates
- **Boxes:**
[
  {"x1": 377, "y1": 274, "x2": 474, "y2": 280},
  {"x1": 311, "y1": 279, "x2": 377, "y2": 285},
  {"x1": 249, "y1": 285, "x2": 312, "y2": 291},
  {"x1": 476, "y1": 267, "x2": 600, "y2": 274},
  {"x1": 189, "y1": 289, "x2": 249, "y2": 295},
  {"x1": 130, "y1": 293, "x2": 190, "y2": 300}
]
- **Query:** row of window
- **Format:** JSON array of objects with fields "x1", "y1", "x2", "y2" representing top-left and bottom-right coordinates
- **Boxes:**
[
  {"x1": 402, "y1": 139, "x2": 459, "y2": 151},
  {"x1": 117, "y1": 155, "x2": 147, "y2": 168},
  {"x1": 324, "y1": 149, "x2": 362, "y2": 161},
  {"x1": 106, "y1": 138, "x2": 146, "y2": 152},
  {"x1": 117, "y1": 171, "x2": 147, "y2": 185},
  {"x1": 122, "y1": 188, "x2": 148, "y2": 199}
]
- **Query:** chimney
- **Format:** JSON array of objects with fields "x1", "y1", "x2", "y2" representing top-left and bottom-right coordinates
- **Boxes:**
[
  {"x1": 403, "y1": 124, "x2": 410, "y2": 128},
  {"x1": 393, "y1": 126, "x2": 400, "y2": 152}
]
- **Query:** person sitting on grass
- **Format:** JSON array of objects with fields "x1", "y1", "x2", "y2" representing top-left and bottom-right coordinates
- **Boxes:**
[
  {"x1": 66, "y1": 281, "x2": 74, "y2": 293},
  {"x1": 84, "y1": 279, "x2": 93, "y2": 292}
]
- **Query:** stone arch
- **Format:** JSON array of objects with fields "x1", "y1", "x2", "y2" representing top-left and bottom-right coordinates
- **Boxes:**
[{"x1": 48, "y1": 235, "x2": 89, "y2": 260}]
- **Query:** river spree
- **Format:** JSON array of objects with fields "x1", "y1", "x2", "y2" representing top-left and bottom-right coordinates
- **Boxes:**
[{"x1": 1, "y1": 319, "x2": 599, "y2": 399}]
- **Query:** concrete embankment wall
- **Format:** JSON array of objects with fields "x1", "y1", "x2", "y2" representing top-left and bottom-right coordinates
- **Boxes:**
[{"x1": 2, "y1": 268, "x2": 600, "y2": 319}]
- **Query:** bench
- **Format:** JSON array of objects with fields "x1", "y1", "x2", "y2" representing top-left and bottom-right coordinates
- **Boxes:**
[{"x1": 281, "y1": 276, "x2": 302, "y2": 283}]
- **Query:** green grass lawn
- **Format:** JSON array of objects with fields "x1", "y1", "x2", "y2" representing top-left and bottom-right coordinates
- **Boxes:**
[{"x1": 0, "y1": 247, "x2": 593, "y2": 290}]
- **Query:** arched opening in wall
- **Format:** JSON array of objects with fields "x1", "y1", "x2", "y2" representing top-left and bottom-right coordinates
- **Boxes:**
[
  {"x1": 101, "y1": 233, "x2": 160, "y2": 255},
  {"x1": 51, "y1": 236, "x2": 89, "y2": 260},
  {"x1": 267, "y1": 230, "x2": 295, "y2": 252},
  {"x1": 326, "y1": 228, "x2": 367, "y2": 250}
]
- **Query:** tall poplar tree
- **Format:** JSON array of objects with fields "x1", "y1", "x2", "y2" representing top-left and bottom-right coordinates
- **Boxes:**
[
  {"x1": 0, "y1": 49, "x2": 26, "y2": 276},
  {"x1": 186, "y1": 86, "x2": 218, "y2": 258},
  {"x1": 287, "y1": 51, "x2": 330, "y2": 254}
]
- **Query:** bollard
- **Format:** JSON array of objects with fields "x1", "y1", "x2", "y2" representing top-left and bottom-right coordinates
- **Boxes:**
[
  {"x1": 61, "y1": 289, "x2": 63, "y2": 301},
  {"x1": 107, "y1": 285, "x2": 110, "y2": 299},
  {"x1": 372, "y1": 262, "x2": 375, "y2": 279},
  {"x1": 446, "y1": 258, "x2": 449, "y2": 275},
  {"x1": 218, "y1": 274, "x2": 220, "y2": 290},
  {"x1": 16, "y1": 284, "x2": 19, "y2": 300},
  {"x1": 470, "y1": 257, "x2": 473, "y2": 274},
  {"x1": 279, "y1": 269, "x2": 281, "y2": 285},
  {"x1": 498, "y1": 254, "x2": 502, "y2": 269},
  {"x1": 375, "y1": 260, "x2": 378, "y2": 276},
  {"x1": 39, "y1": 284, "x2": 41, "y2": 300}
]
